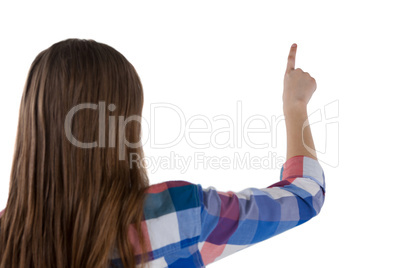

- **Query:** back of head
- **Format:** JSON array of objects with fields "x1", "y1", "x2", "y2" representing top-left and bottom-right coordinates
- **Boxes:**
[{"x1": 0, "y1": 38, "x2": 150, "y2": 268}]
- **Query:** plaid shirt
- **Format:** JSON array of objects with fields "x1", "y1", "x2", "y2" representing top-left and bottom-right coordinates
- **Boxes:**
[
  {"x1": 110, "y1": 155, "x2": 326, "y2": 267},
  {"x1": 0, "y1": 155, "x2": 325, "y2": 267}
]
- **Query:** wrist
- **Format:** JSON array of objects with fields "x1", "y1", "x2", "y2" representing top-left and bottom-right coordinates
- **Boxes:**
[{"x1": 283, "y1": 102, "x2": 308, "y2": 117}]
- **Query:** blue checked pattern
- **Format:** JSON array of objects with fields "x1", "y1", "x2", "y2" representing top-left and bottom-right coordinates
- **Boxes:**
[{"x1": 108, "y1": 155, "x2": 326, "y2": 267}]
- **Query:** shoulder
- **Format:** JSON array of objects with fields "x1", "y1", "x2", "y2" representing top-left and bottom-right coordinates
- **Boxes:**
[
  {"x1": 138, "y1": 180, "x2": 203, "y2": 259},
  {"x1": 143, "y1": 180, "x2": 202, "y2": 219}
]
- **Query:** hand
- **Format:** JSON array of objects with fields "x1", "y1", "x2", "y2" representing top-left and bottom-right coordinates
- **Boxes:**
[{"x1": 283, "y1": 43, "x2": 317, "y2": 113}]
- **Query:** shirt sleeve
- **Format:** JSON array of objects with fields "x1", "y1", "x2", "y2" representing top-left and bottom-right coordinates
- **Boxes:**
[{"x1": 197, "y1": 155, "x2": 326, "y2": 265}]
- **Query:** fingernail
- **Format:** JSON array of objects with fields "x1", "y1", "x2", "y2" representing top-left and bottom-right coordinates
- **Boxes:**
[{"x1": 292, "y1": 43, "x2": 297, "y2": 48}]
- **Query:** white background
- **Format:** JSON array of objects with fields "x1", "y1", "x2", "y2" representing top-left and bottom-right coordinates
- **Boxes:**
[{"x1": 0, "y1": 0, "x2": 401, "y2": 267}]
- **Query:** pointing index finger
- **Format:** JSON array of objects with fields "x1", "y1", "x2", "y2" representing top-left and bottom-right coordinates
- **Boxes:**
[{"x1": 286, "y1": 43, "x2": 297, "y2": 73}]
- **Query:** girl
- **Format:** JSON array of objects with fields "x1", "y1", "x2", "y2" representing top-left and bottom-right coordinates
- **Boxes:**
[{"x1": 0, "y1": 39, "x2": 325, "y2": 268}]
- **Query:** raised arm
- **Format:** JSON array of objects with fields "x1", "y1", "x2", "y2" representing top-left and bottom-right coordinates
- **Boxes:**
[{"x1": 197, "y1": 44, "x2": 325, "y2": 266}]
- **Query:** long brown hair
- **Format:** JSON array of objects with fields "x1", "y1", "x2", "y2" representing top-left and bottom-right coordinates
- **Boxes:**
[{"x1": 0, "y1": 39, "x2": 150, "y2": 268}]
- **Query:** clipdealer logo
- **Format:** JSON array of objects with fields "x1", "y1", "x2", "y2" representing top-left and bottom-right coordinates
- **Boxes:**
[{"x1": 64, "y1": 100, "x2": 339, "y2": 170}]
